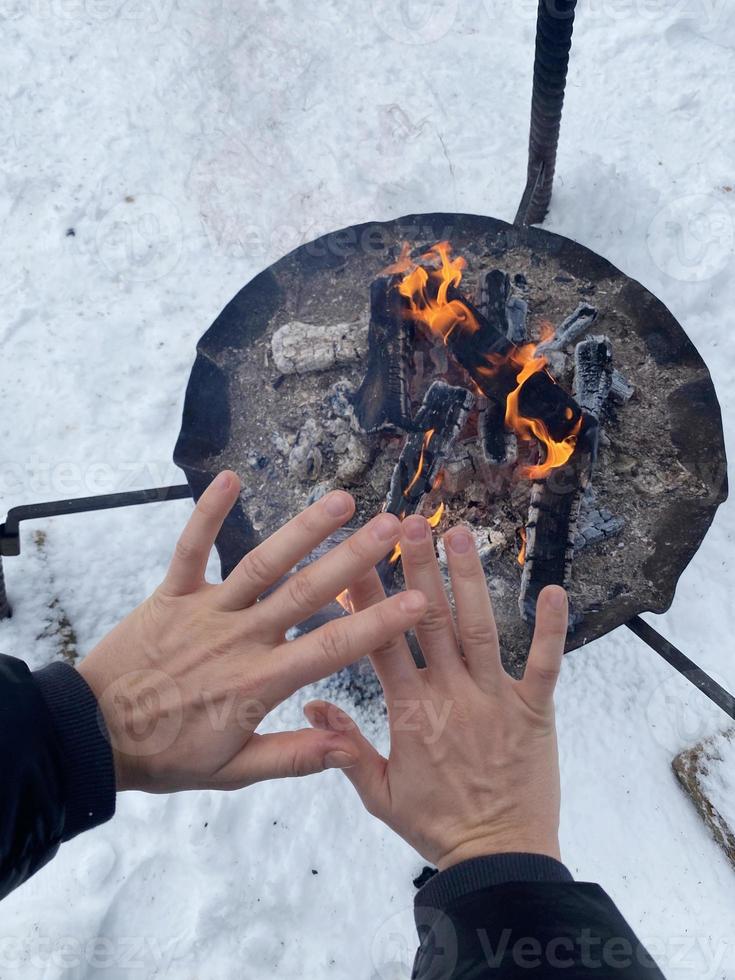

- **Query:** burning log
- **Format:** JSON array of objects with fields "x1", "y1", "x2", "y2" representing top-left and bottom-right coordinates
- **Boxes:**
[
  {"x1": 386, "y1": 381, "x2": 474, "y2": 518},
  {"x1": 519, "y1": 336, "x2": 613, "y2": 625},
  {"x1": 352, "y1": 276, "x2": 413, "y2": 433}
]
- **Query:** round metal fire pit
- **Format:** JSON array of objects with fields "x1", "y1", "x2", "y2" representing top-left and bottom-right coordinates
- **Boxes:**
[{"x1": 174, "y1": 212, "x2": 727, "y2": 676}]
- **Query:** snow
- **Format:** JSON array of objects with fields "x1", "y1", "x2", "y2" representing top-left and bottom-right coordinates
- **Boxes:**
[{"x1": 1, "y1": 1, "x2": 735, "y2": 977}]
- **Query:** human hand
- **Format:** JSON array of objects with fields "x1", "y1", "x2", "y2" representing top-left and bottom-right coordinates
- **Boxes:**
[
  {"x1": 304, "y1": 515, "x2": 568, "y2": 870},
  {"x1": 78, "y1": 472, "x2": 427, "y2": 794}
]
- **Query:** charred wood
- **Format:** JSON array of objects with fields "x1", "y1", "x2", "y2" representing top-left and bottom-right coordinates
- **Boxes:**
[
  {"x1": 441, "y1": 283, "x2": 583, "y2": 442},
  {"x1": 535, "y1": 303, "x2": 598, "y2": 355},
  {"x1": 610, "y1": 368, "x2": 635, "y2": 404},
  {"x1": 352, "y1": 276, "x2": 413, "y2": 433},
  {"x1": 386, "y1": 381, "x2": 474, "y2": 518},
  {"x1": 520, "y1": 333, "x2": 617, "y2": 624},
  {"x1": 506, "y1": 296, "x2": 529, "y2": 344}
]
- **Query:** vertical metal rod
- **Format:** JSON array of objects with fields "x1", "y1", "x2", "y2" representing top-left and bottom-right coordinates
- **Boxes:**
[
  {"x1": 0, "y1": 557, "x2": 10, "y2": 620},
  {"x1": 515, "y1": 0, "x2": 578, "y2": 226}
]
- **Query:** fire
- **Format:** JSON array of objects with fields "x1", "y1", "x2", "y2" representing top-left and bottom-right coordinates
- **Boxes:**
[
  {"x1": 389, "y1": 502, "x2": 445, "y2": 565},
  {"x1": 505, "y1": 345, "x2": 582, "y2": 479},
  {"x1": 404, "y1": 429, "x2": 435, "y2": 497},
  {"x1": 517, "y1": 527, "x2": 527, "y2": 566},
  {"x1": 335, "y1": 589, "x2": 353, "y2": 614},
  {"x1": 392, "y1": 240, "x2": 581, "y2": 481},
  {"x1": 396, "y1": 242, "x2": 479, "y2": 344}
]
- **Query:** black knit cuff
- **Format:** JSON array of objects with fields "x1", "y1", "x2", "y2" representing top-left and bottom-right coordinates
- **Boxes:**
[
  {"x1": 32, "y1": 663, "x2": 116, "y2": 840},
  {"x1": 416, "y1": 853, "x2": 573, "y2": 910}
]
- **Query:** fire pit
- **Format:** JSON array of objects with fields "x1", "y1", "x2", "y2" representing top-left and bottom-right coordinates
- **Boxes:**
[{"x1": 174, "y1": 212, "x2": 727, "y2": 677}]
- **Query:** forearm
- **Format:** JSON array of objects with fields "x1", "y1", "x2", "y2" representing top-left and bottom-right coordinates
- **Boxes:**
[
  {"x1": 0, "y1": 655, "x2": 115, "y2": 900},
  {"x1": 412, "y1": 854, "x2": 665, "y2": 978}
]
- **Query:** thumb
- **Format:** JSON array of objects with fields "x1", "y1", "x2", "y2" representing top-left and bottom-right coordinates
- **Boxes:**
[
  {"x1": 211, "y1": 729, "x2": 359, "y2": 788},
  {"x1": 304, "y1": 700, "x2": 389, "y2": 818}
]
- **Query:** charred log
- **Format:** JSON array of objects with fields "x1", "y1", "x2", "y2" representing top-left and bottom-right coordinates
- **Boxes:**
[
  {"x1": 573, "y1": 336, "x2": 613, "y2": 464},
  {"x1": 506, "y1": 296, "x2": 529, "y2": 344},
  {"x1": 519, "y1": 335, "x2": 614, "y2": 626},
  {"x1": 535, "y1": 303, "x2": 598, "y2": 355},
  {"x1": 519, "y1": 458, "x2": 583, "y2": 624},
  {"x1": 386, "y1": 381, "x2": 474, "y2": 518},
  {"x1": 441, "y1": 283, "x2": 583, "y2": 442},
  {"x1": 352, "y1": 276, "x2": 413, "y2": 433},
  {"x1": 479, "y1": 400, "x2": 509, "y2": 464}
]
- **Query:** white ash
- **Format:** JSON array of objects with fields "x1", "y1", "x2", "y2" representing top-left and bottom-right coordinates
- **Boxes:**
[
  {"x1": 271, "y1": 317, "x2": 369, "y2": 375},
  {"x1": 506, "y1": 296, "x2": 529, "y2": 344},
  {"x1": 288, "y1": 419, "x2": 324, "y2": 481},
  {"x1": 574, "y1": 489, "x2": 625, "y2": 550},
  {"x1": 610, "y1": 368, "x2": 636, "y2": 404},
  {"x1": 535, "y1": 303, "x2": 598, "y2": 355}
]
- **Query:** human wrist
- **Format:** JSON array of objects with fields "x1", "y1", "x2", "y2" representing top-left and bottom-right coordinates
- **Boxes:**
[{"x1": 436, "y1": 833, "x2": 561, "y2": 872}]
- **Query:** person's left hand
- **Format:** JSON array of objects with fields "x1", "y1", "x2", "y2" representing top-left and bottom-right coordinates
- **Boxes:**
[{"x1": 78, "y1": 471, "x2": 426, "y2": 793}]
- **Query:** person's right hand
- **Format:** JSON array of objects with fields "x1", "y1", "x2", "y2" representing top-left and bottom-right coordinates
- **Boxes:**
[
  {"x1": 305, "y1": 515, "x2": 568, "y2": 871},
  {"x1": 78, "y1": 472, "x2": 427, "y2": 794}
]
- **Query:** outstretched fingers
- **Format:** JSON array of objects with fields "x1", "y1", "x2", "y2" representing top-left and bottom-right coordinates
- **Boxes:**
[
  {"x1": 253, "y1": 512, "x2": 404, "y2": 635},
  {"x1": 267, "y1": 589, "x2": 427, "y2": 702},
  {"x1": 519, "y1": 586, "x2": 568, "y2": 713},
  {"x1": 161, "y1": 471, "x2": 242, "y2": 597},
  {"x1": 347, "y1": 569, "x2": 421, "y2": 694},
  {"x1": 216, "y1": 490, "x2": 356, "y2": 611},
  {"x1": 304, "y1": 700, "x2": 390, "y2": 818},
  {"x1": 443, "y1": 526, "x2": 503, "y2": 691}
]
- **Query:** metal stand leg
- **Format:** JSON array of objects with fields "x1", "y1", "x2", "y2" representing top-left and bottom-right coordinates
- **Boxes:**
[
  {"x1": 0, "y1": 556, "x2": 10, "y2": 620},
  {"x1": 515, "y1": 0, "x2": 578, "y2": 226}
]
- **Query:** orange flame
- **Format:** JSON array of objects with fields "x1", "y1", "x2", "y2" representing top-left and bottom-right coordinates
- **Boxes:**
[
  {"x1": 505, "y1": 344, "x2": 581, "y2": 479},
  {"x1": 517, "y1": 527, "x2": 527, "y2": 566},
  {"x1": 404, "y1": 429, "x2": 435, "y2": 498},
  {"x1": 389, "y1": 501, "x2": 445, "y2": 565},
  {"x1": 391, "y1": 241, "x2": 580, "y2": 481},
  {"x1": 335, "y1": 589, "x2": 353, "y2": 614},
  {"x1": 396, "y1": 242, "x2": 479, "y2": 344}
]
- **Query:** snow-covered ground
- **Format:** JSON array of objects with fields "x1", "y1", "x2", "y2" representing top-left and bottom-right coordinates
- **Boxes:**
[{"x1": 2, "y1": 1, "x2": 735, "y2": 977}]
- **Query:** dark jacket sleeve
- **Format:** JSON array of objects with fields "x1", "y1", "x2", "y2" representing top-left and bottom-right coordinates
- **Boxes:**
[
  {"x1": 0, "y1": 654, "x2": 116, "y2": 899},
  {"x1": 412, "y1": 853, "x2": 666, "y2": 978}
]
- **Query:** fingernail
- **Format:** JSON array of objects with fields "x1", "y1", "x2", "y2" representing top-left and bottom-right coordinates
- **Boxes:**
[
  {"x1": 324, "y1": 490, "x2": 353, "y2": 517},
  {"x1": 546, "y1": 586, "x2": 567, "y2": 610},
  {"x1": 213, "y1": 471, "x2": 232, "y2": 492},
  {"x1": 400, "y1": 590, "x2": 426, "y2": 614},
  {"x1": 447, "y1": 528, "x2": 472, "y2": 554},
  {"x1": 403, "y1": 516, "x2": 428, "y2": 542},
  {"x1": 324, "y1": 750, "x2": 356, "y2": 769},
  {"x1": 372, "y1": 513, "x2": 400, "y2": 541},
  {"x1": 308, "y1": 708, "x2": 329, "y2": 730}
]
